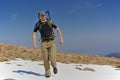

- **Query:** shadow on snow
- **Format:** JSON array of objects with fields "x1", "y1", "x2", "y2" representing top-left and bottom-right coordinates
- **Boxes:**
[{"x1": 13, "y1": 70, "x2": 45, "y2": 77}]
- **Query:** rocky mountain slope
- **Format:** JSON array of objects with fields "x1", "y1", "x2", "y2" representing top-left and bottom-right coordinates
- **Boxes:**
[{"x1": 0, "y1": 44, "x2": 120, "y2": 67}]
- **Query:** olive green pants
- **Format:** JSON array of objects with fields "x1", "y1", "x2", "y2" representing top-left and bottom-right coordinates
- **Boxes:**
[{"x1": 41, "y1": 40, "x2": 57, "y2": 76}]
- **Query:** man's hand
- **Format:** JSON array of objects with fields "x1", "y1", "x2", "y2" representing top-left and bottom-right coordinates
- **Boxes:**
[
  {"x1": 33, "y1": 44, "x2": 38, "y2": 50},
  {"x1": 60, "y1": 39, "x2": 64, "y2": 45}
]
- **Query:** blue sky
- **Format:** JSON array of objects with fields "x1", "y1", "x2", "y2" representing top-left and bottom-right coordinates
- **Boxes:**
[{"x1": 0, "y1": 0, "x2": 120, "y2": 55}]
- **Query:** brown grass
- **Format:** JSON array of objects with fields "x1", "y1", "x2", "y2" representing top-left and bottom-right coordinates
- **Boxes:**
[
  {"x1": 0, "y1": 57, "x2": 8, "y2": 62},
  {"x1": 0, "y1": 43, "x2": 120, "y2": 67}
]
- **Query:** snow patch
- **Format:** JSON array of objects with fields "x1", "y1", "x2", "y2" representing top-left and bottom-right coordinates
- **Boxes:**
[{"x1": 0, "y1": 58, "x2": 120, "y2": 80}]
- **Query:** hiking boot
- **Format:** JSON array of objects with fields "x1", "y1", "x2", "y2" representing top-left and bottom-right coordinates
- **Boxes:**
[
  {"x1": 45, "y1": 75, "x2": 50, "y2": 78},
  {"x1": 53, "y1": 68, "x2": 58, "y2": 74}
]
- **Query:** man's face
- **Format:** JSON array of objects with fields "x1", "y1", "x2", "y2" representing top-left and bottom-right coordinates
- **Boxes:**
[{"x1": 39, "y1": 14, "x2": 46, "y2": 21}]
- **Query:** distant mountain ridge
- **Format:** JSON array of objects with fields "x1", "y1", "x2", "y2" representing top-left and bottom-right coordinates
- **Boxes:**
[{"x1": 106, "y1": 53, "x2": 120, "y2": 58}]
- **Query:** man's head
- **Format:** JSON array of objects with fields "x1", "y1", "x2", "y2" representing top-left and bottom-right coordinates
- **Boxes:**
[{"x1": 38, "y1": 11, "x2": 46, "y2": 21}]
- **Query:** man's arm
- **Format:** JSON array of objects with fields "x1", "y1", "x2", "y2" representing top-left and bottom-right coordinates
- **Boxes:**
[
  {"x1": 56, "y1": 27, "x2": 64, "y2": 45},
  {"x1": 32, "y1": 32, "x2": 38, "y2": 49}
]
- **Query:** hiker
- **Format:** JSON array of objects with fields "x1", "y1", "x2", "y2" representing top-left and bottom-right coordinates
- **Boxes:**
[{"x1": 32, "y1": 11, "x2": 64, "y2": 78}]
